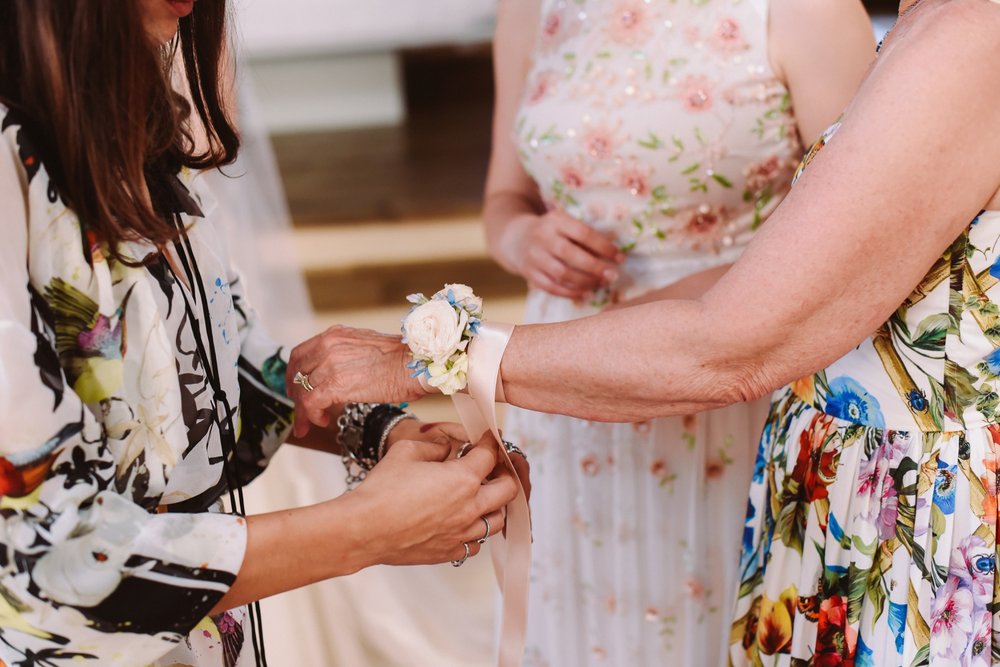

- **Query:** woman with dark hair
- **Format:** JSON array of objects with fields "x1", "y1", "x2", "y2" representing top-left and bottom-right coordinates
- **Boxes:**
[
  {"x1": 292, "y1": 0, "x2": 1000, "y2": 663},
  {"x1": 0, "y1": 2, "x2": 519, "y2": 665}
]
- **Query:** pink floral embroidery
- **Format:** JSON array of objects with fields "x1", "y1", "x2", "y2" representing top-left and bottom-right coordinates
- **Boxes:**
[
  {"x1": 618, "y1": 161, "x2": 652, "y2": 197},
  {"x1": 580, "y1": 121, "x2": 623, "y2": 160},
  {"x1": 560, "y1": 162, "x2": 587, "y2": 189},
  {"x1": 711, "y1": 17, "x2": 749, "y2": 54},
  {"x1": 527, "y1": 70, "x2": 558, "y2": 105},
  {"x1": 676, "y1": 75, "x2": 714, "y2": 113},
  {"x1": 580, "y1": 454, "x2": 601, "y2": 476},
  {"x1": 605, "y1": 0, "x2": 654, "y2": 45},
  {"x1": 650, "y1": 458, "x2": 670, "y2": 479},
  {"x1": 675, "y1": 204, "x2": 729, "y2": 250},
  {"x1": 685, "y1": 577, "x2": 705, "y2": 599},
  {"x1": 744, "y1": 155, "x2": 784, "y2": 194},
  {"x1": 705, "y1": 459, "x2": 726, "y2": 479}
]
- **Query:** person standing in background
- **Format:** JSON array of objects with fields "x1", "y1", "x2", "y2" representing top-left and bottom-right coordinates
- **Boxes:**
[{"x1": 482, "y1": 1, "x2": 874, "y2": 664}]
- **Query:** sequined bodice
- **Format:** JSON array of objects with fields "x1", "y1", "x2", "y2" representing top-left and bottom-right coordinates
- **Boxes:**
[{"x1": 516, "y1": 0, "x2": 801, "y2": 295}]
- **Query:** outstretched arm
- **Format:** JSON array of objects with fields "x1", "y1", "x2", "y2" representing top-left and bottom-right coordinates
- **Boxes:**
[
  {"x1": 500, "y1": 1, "x2": 1000, "y2": 420},
  {"x1": 287, "y1": 1, "x2": 1000, "y2": 428}
]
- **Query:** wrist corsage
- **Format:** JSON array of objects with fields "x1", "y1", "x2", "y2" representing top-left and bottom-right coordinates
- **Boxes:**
[{"x1": 401, "y1": 283, "x2": 483, "y2": 395}]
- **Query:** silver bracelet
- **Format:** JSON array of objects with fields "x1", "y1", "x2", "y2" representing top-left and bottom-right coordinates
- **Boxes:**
[{"x1": 378, "y1": 412, "x2": 417, "y2": 461}]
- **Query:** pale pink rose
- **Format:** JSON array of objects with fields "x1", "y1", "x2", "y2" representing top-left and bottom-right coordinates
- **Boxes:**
[
  {"x1": 560, "y1": 162, "x2": 586, "y2": 189},
  {"x1": 581, "y1": 122, "x2": 621, "y2": 160},
  {"x1": 538, "y1": 5, "x2": 581, "y2": 52},
  {"x1": 650, "y1": 459, "x2": 669, "y2": 479},
  {"x1": 644, "y1": 607, "x2": 660, "y2": 622},
  {"x1": 705, "y1": 459, "x2": 726, "y2": 479},
  {"x1": 676, "y1": 75, "x2": 714, "y2": 113},
  {"x1": 580, "y1": 454, "x2": 601, "y2": 476},
  {"x1": 685, "y1": 577, "x2": 705, "y2": 599},
  {"x1": 526, "y1": 70, "x2": 557, "y2": 105},
  {"x1": 605, "y1": 0, "x2": 655, "y2": 45},
  {"x1": 930, "y1": 578, "x2": 974, "y2": 661},
  {"x1": 744, "y1": 155, "x2": 783, "y2": 194},
  {"x1": 618, "y1": 162, "x2": 651, "y2": 197},
  {"x1": 711, "y1": 17, "x2": 749, "y2": 54}
]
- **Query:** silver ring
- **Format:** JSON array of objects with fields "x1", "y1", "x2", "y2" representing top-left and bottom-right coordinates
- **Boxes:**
[
  {"x1": 451, "y1": 542, "x2": 471, "y2": 567},
  {"x1": 477, "y1": 516, "x2": 491, "y2": 545},
  {"x1": 456, "y1": 442, "x2": 474, "y2": 459},
  {"x1": 503, "y1": 440, "x2": 526, "y2": 461},
  {"x1": 293, "y1": 371, "x2": 315, "y2": 393}
]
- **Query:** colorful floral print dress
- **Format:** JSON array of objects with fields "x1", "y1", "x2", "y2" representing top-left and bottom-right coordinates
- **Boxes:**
[
  {"x1": 0, "y1": 106, "x2": 294, "y2": 666},
  {"x1": 730, "y1": 97, "x2": 1000, "y2": 667},
  {"x1": 505, "y1": 1, "x2": 802, "y2": 665}
]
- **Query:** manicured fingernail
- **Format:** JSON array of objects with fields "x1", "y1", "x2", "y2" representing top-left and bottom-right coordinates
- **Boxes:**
[{"x1": 603, "y1": 269, "x2": 619, "y2": 283}]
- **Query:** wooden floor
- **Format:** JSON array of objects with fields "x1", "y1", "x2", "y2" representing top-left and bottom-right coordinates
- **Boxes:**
[{"x1": 271, "y1": 45, "x2": 528, "y2": 323}]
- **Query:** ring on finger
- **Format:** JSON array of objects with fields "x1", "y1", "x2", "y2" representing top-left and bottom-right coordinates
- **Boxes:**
[
  {"x1": 293, "y1": 371, "x2": 316, "y2": 393},
  {"x1": 477, "y1": 516, "x2": 492, "y2": 545},
  {"x1": 456, "y1": 442, "x2": 474, "y2": 459},
  {"x1": 503, "y1": 440, "x2": 527, "y2": 461},
  {"x1": 451, "y1": 542, "x2": 471, "y2": 568}
]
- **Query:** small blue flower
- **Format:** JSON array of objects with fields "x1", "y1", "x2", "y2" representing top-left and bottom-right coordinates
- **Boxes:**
[
  {"x1": 825, "y1": 376, "x2": 886, "y2": 428},
  {"x1": 933, "y1": 458, "x2": 957, "y2": 515},
  {"x1": 751, "y1": 445, "x2": 766, "y2": 483}
]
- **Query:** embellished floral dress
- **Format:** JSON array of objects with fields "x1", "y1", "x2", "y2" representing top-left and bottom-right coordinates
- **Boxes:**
[
  {"x1": 0, "y1": 106, "x2": 294, "y2": 666},
  {"x1": 504, "y1": 1, "x2": 802, "y2": 665},
  {"x1": 730, "y1": 85, "x2": 1000, "y2": 667}
]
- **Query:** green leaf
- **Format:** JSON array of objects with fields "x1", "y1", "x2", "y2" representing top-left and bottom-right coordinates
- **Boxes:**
[
  {"x1": 681, "y1": 162, "x2": 701, "y2": 175},
  {"x1": 911, "y1": 313, "x2": 951, "y2": 350},
  {"x1": 909, "y1": 644, "x2": 930, "y2": 667},
  {"x1": 711, "y1": 173, "x2": 734, "y2": 188}
]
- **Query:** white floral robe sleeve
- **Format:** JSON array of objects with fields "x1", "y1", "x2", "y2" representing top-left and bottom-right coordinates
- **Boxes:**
[{"x1": 0, "y1": 106, "x2": 293, "y2": 667}]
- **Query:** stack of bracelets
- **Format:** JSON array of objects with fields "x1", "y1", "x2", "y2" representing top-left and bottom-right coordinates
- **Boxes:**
[{"x1": 336, "y1": 403, "x2": 416, "y2": 488}]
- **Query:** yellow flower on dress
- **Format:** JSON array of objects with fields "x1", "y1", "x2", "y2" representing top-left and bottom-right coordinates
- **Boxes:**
[{"x1": 756, "y1": 585, "x2": 797, "y2": 655}]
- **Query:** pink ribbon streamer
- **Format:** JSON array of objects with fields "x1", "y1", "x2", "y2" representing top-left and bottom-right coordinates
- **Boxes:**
[{"x1": 452, "y1": 322, "x2": 530, "y2": 667}]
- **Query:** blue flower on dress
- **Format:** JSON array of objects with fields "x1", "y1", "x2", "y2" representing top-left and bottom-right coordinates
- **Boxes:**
[
  {"x1": 933, "y1": 458, "x2": 957, "y2": 515},
  {"x1": 856, "y1": 634, "x2": 875, "y2": 667},
  {"x1": 825, "y1": 376, "x2": 886, "y2": 428},
  {"x1": 983, "y1": 348, "x2": 1000, "y2": 376},
  {"x1": 888, "y1": 601, "x2": 907, "y2": 654}
]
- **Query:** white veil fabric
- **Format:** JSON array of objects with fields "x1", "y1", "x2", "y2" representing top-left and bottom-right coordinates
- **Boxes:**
[{"x1": 200, "y1": 73, "x2": 496, "y2": 666}]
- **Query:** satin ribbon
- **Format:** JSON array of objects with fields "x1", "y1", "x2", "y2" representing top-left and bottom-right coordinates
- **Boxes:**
[{"x1": 451, "y1": 322, "x2": 530, "y2": 667}]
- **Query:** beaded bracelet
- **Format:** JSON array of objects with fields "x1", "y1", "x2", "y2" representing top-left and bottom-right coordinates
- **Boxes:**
[{"x1": 337, "y1": 403, "x2": 415, "y2": 489}]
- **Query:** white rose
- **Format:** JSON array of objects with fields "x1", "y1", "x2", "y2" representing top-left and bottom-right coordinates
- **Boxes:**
[
  {"x1": 436, "y1": 283, "x2": 483, "y2": 315},
  {"x1": 427, "y1": 353, "x2": 469, "y2": 395},
  {"x1": 403, "y1": 300, "x2": 468, "y2": 363}
]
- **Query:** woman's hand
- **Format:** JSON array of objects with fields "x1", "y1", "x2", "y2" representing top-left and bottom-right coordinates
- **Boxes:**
[
  {"x1": 346, "y1": 432, "x2": 519, "y2": 567},
  {"x1": 287, "y1": 326, "x2": 423, "y2": 438},
  {"x1": 498, "y1": 211, "x2": 623, "y2": 300},
  {"x1": 392, "y1": 420, "x2": 532, "y2": 503}
]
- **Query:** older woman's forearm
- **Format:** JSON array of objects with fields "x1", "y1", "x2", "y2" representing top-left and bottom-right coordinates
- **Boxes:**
[{"x1": 500, "y1": 298, "x2": 766, "y2": 421}]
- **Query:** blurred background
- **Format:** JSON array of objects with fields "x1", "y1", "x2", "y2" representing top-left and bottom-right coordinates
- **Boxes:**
[{"x1": 223, "y1": 2, "x2": 897, "y2": 665}]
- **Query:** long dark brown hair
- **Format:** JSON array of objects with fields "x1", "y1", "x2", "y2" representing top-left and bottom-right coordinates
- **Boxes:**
[{"x1": 0, "y1": 0, "x2": 239, "y2": 259}]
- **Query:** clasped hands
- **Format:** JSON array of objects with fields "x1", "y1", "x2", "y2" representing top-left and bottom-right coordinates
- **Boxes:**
[{"x1": 284, "y1": 326, "x2": 529, "y2": 566}]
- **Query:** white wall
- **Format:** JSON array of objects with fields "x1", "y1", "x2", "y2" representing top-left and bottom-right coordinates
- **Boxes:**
[{"x1": 235, "y1": 0, "x2": 496, "y2": 58}]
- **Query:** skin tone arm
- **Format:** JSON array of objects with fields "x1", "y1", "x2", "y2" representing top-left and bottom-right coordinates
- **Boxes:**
[
  {"x1": 483, "y1": 0, "x2": 624, "y2": 301},
  {"x1": 211, "y1": 434, "x2": 516, "y2": 614},
  {"x1": 285, "y1": 0, "x2": 1000, "y2": 428}
]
